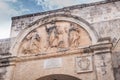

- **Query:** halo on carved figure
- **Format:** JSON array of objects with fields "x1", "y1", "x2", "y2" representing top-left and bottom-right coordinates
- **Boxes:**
[{"x1": 10, "y1": 14, "x2": 98, "y2": 56}]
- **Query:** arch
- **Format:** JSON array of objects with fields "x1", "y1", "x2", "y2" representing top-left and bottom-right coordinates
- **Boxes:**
[
  {"x1": 10, "y1": 14, "x2": 98, "y2": 56},
  {"x1": 36, "y1": 74, "x2": 81, "y2": 80}
]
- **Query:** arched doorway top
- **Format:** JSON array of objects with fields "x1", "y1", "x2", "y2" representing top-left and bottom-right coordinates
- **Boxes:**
[
  {"x1": 36, "y1": 74, "x2": 81, "y2": 80},
  {"x1": 25, "y1": 14, "x2": 98, "y2": 44},
  {"x1": 10, "y1": 14, "x2": 98, "y2": 56}
]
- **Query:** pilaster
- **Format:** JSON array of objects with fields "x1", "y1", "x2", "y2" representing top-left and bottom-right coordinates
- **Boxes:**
[{"x1": 91, "y1": 38, "x2": 115, "y2": 80}]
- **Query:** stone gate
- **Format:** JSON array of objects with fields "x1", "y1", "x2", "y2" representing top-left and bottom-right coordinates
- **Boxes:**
[{"x1": 0, "y1": 0, "x2": 120, "y2": 80}]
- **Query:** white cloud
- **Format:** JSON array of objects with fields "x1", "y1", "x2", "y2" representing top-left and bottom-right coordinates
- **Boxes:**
[
  {"x1": 0, "y1": 0, "x2": 29, "y2": 17},
  {"x1": 0, "y1": 0, "x2": 29, "y2": 39},
  {"x1": 84, "y1": 0, "x2": 104, "y2": 3},
  {"x1": 0, "y1": 1, "x2": 17, "y2": 39},
  {"x1": 0, "y1": 1, "x2": 19, "y2": 16},
  {"x1": 35, "y1": 0, "x2": 80, "y2": 10},
  {"x1": 35, "y1": 0, "x2": 104, "y2": 10},
  {"x1": 0, "y1": 0, "x2": 104, "y2": 39},
  {"x1": 4, "y1": 0, "x2": 17, "y2": 3},
  {"x1": 0, "y1": 23, "x2": 11, "y2": 39}
]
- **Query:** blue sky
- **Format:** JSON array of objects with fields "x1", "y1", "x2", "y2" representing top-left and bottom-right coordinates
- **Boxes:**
[{"x1": 0, "y1": 0, "x2": 103, "y2": 39}]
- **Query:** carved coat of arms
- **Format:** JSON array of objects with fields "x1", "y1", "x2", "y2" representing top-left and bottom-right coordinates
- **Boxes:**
[{"x1": 76, "y1": 55, "x2": 93, "y2": 73}]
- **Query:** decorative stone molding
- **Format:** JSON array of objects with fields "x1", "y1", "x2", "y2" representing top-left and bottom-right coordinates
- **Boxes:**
[
  {"x1": 1, "y1": 37, "x2": 115, "y2": 80},
  {"x1": 76, "y1": 55, "x2": 93, "y2": 73},
  {"x1": 92, "y1": 37, "x2": 114, "y2": 80},
  {"x1": 10, "y1": 14, "x2": 98, "y2": 57}
]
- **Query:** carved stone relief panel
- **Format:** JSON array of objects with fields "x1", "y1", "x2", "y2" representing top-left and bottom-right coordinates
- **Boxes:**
[
  {"x1": 19, "y1": 21, "x2": 91, "y2": 55},
  {"x1": 76, "y1": 55, "x2": 93, "y2": 73},
  {"x1": 69, "y1": 23, "x2": 81, "y2": 48},
  {"x1": 20, "y1": 30, "x2": 41, "y2": 54}
]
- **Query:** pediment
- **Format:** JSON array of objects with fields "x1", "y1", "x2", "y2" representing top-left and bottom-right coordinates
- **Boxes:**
[{"x1": 18, "y1": 21, "x2": 91, "y2": 55}]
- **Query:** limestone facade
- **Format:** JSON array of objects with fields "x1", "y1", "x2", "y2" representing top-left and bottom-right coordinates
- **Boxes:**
[{"x1": 0, "y1": 0, "x2": 120, "y2": 80}]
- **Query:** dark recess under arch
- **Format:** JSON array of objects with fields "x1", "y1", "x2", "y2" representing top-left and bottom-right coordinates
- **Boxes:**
[{"x1": 36, "y1": 74, "x2": 81, "y2": 80}]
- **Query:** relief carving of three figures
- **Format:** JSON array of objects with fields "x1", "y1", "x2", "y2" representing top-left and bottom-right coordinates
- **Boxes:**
[{"x1": 22, "y1": 23, "x2": 81, "y2": 54}]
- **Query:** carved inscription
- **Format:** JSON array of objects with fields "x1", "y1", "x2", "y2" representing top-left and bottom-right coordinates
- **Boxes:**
[
  {"x1": 99, "y1": 54, "x2": 107, "y2": 75},
  {"x1": 19, "y1": 21, "x2": 91, "y2": 54},
  {"x1": 44, "y1": 58, "x2": 62, "y2": 69}
]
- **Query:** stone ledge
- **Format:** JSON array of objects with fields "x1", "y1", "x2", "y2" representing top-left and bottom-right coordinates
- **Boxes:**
[
  {"x1": 9, "y1": 49, "x2": 85, "y2": 62},
  {"x1": 0, "y1": 58, "x2": 10, "y2": 67},
  {"x1": 9, "y1": 43, "x2": 112, "y2": 62},
  {"x1": 1, "y1": 41, "x2": 113, "y2": 63},
  {"x1": 90, "y1": 43, "x2": 112, "y2": 51},
  {"x1": 8, "y1": 47, "x2": 95, "y2": 63},
  {"x1": 98, "y1": 37, "x2": 111, "y2": 43},
  {"x1": 0, "y1": 64, "x2": 9, "y2": 67},
  {"x1": 94, "y1": 49, "x2": 111, "y2": 54}
]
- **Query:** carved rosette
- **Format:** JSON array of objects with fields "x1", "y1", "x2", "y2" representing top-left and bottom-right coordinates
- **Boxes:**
[{"x1": 19, "y1": 21, "x2": 91, "y2": 54}]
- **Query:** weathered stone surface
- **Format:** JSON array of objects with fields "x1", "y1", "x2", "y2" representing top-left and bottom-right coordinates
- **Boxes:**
[
  {"x1": 93, "y1": 42, "x2": 114, "y2": 80},
  {"x1": 18, "y1": 21, "x2": 91, "y2": 55},
  {"x1": 92, "y1": 19, "x2": 120, "y2": 44},
  {"x1": 76, "y1": 55, "x2": 93, "y2": 73},
  {"x1": 0, "y1": 38, "x2": 11, "y2": 54},
  {"x1": 10, "y1": 0, "x2": 120, "y2": 38},
  {"x1": 0, "y1": 68, "x2": 6, "y2": 80},
  {"x1": 0, "y1": 0, "x2": 120, "y2": 80}
]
